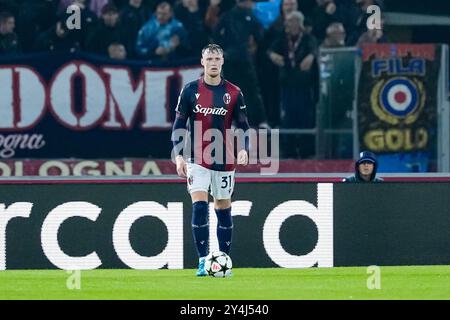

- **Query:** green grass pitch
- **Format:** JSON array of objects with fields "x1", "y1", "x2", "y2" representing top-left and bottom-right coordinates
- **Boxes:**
[{"x1": 0, "y1": 266, "x2": 449, "y2": 300}]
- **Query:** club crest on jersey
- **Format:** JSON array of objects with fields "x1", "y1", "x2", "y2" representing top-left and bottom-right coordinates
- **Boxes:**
[{"x1": 223, "y1": 93, "x2": 231, "y2": 105}]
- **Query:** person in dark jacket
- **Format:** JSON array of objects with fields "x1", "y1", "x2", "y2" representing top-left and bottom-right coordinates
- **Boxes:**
[
  {"x1": 174, "y1": 0, "x2": 209, "y2": 58},
  {"x1": 0, "y1": 11, "x2": 21, "y2": 54},
  {"x1": 268, "y1": 10, "x2": 318, "y2": 158},
  {"x1": 343, "y1": 151, "x2": 384, "y2": 182},
  {"x1": 85, "y1": 3, "x2": 127, "y2": 56},
  {"x1": 33, "y1": 17, "x2": 81, "y2": 52},
  {"x1": 213, "y1": 0, "x2": 269, "y2": 128},
  {"x1": 119, "y1": 0, "x2": 151, "y2": 58},
  {"x1": 15, "y1": 0, "x2": 59, "y2": 52}
]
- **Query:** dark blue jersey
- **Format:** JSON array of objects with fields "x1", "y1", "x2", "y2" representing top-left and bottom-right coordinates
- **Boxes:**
[{"x1": 173, "y1": 77, "x2": 249, "y2": 171}]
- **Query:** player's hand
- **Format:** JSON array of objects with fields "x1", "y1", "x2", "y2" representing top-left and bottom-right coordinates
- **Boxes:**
[
  {"x1": 237, "y1": 150, "x2": 249, "y2": 166},
  {"x1": 176, "y1": 156, "x2": 187, "y2": 178},
  {"x1": 300, "y1": 54, "x2": 314, "y2": 71},
  {"x1": 210, "y1": 0, "x2": 221, "y2": 6}
]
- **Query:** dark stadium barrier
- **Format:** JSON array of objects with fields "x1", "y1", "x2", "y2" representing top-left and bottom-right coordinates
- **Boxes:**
[{"x1": 1, "y1": 179, "x2": 450, "y2": 270}]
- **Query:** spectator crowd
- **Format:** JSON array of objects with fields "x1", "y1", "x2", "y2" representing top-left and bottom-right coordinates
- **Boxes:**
[{"x1": 0, "y1": 0, "x2": 386, "y2": 158}]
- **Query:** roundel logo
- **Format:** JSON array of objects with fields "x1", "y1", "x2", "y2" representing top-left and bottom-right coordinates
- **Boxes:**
[
  {"x1": 223, "y1": 93, "x2": 231, "y2": 105},
  {"x1": 380, "y1": 78, "x2": 418, "y2": 117},
  {"x1": 370, "y1": 77, "x2": 425, "y2": 125}
]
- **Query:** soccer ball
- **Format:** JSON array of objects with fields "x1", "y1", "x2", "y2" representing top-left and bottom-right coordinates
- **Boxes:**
[{"x1": 204, "y1": 251, "x2": 232, "y2": 278}]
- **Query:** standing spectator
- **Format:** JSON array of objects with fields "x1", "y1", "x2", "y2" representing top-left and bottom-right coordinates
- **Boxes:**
[
  {"x1": 58, "y1": 0, "x2": 98, "y2": 49},
  {"x1": 0, "y1": 11, "x2": 20, "y2": 54},
  {"x1": 89, "y1": 0, "x2": 110, "y2": 17},
  {"x1": 320, "y1": 21, "x2": 346, "y2": 48},
  {"x1": 356, "y1": 16, "x2": 387, "y2": 45},
  {"x1": 135, "y1": 1, "x2": 189, "y2": 61},
  {"x1": 174, "y1": 0, "x2": 209, "y2": 57},
  {"x1": 33, "y1": 18, "x2": 81, "y2": 52},
  {"x1": 205, "y1": 0, "x2": 234, "y2": 33},
  {"x1": 214, "y1": 0, "x2": 269, "y2": 128},
  {"x1": 108, "y1": 41, "x2": 127, "y2": 59},
  {"x1": 252, "y1": 0, "x2": 282, "y2": 30},
  {"x1": 16, "y1": 0, "x2": 59, "y2": 52},
  {"x1": 258, "y1": 0, "x2": 299, "y2": 127},
  {"x1": 311, "y1": 0, "x2": 340, "y2": 42},
  {"x1": 267, "y1": 0, "x2": 298, "y2": 40},
  {"x1": 268, "y1": 10, "x2": 318, "y2": 158},
  {"x1": 85, "y1": 3, "x2": 127, "y2": 56},
  {"x1": 120, "y1": 0, "x2": 151, "y2": 58},
  {"x1": 346, "y1": 0, "x2": 383, "y2": 45},
  {"x1": 58, "y1": 0, "x2": 109, "y2": 17},
  {"x1": 113, "y1": 0, "x2": 163, "y2": 11}
]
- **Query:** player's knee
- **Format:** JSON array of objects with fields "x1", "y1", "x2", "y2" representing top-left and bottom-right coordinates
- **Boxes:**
[{"x1": 214, "y1": 199, "x2": 231, "y2": 210}]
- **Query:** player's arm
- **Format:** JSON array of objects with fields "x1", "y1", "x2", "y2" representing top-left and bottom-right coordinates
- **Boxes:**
[
  {"x1": 171, "y1": 85, "x2": 192, "y2": 177},
  {"x1": 233, "y1": 90, "x2": 250, "y2": 165}
]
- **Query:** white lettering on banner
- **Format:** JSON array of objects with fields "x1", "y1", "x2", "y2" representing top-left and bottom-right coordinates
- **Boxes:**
[
  {"x1": 41, "y1": 202, "x2": 103, "y2": 270},
  {"x1": 0, "y1": 62, "x2": 203, "y2": 131},
  {"x1": 102, "y1": 67, "x2": 144, "y2": 128},
  {"x1": 0, "y1": 134, "x2": 46, "y2": 158},
  {"x1": 112, "y1": 202, "x2": 183, "y2": 269},
  {"x1": 142, "y1": 70, "x2": 174, "y2": 129},
  {"x1": 1, "y1": 201, "x2": 183, "y2": 270},
  {"x1": 0, "y1": 192, "x2": 334, "y2": 270},
  {"x1": 0, "y1": 161, "x2": 22, "y2": 176},
  {"x1": 139, "y1": 161, "x2": 162, "y2": 175},
  {"x1": 0, "y1": 202, "x2": 33, "y2": 270},
  {"x1": 263, "y1": 183, "x2": 334, "y2": 268},
  {"x1": 0, "y1": 67, "x2": 46, "y2": 129},
  {"x1": 0, "y1": 160, "x2": 164, "y2": 176},
  {"x1": 104, "y1": 161, "x2": 133, "y2": 175},
  {"x1": 73, "y1": 161, "x2": 101, "y2": 176},
  {"x1": 39, "y1": 160, "x2": 71, "y2": 176},
  {"x1": 50, "y1": 62, "x2": 107, "y2": 129}
]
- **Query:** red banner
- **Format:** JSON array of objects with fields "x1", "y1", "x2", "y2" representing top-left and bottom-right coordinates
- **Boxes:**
[{"x1": 0, "y1": 159, "x2": 354, "y2": 177}]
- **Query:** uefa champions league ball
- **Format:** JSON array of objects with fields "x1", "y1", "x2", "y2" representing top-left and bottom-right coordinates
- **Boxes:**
[{"x1": 204, "y1": 251, "x2": 232, "y2": 278}]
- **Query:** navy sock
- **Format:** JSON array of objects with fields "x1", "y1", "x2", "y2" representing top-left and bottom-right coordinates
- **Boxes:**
[
  {"x1": 215, "y1": 207, "x2": 233, "y2": 254},
  {"x1": 192, "y1": 201, "x2": 209, "y2": 258}
]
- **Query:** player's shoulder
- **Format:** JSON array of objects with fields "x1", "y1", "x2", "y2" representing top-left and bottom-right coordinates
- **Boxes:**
[
  {"x1": 224, "y1": 79, "x2": 242, "y2": 95},
  {"x1": 181, "y1": 79, "x2": 200, "y2": 95}
]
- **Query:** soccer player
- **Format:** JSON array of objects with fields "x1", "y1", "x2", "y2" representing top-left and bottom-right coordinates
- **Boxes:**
[{"x1": 171, "y1": 43, "x2": 250, "y2": 276}]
